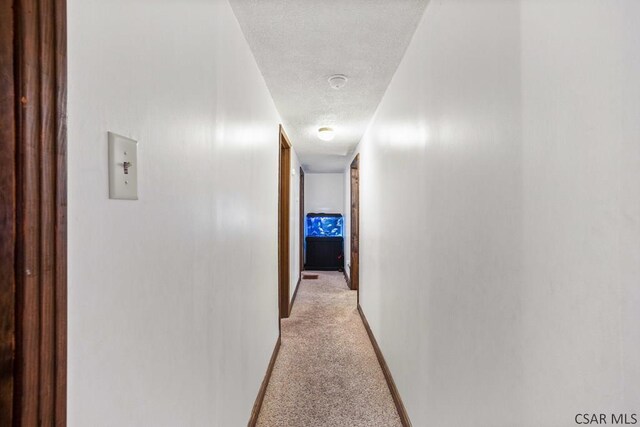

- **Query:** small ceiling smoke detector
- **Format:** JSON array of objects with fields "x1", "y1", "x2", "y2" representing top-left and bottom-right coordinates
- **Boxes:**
[
  {"x1": 317, "y1": 127, "x2": 335, "y2": 141},
  {"x1": 328, "y1": 74, "x2": 348, "y2": 90}
]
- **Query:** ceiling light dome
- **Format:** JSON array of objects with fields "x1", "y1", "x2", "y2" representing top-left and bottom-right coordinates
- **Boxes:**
[
  {"x1": 317, "y1": 127, "x2": 335, "y2": 141},
  {"x1": 328, "y1": 74, "x2": 348, "y2": 90}
]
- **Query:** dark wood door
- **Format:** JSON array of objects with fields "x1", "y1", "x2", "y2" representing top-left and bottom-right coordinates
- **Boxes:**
[{"x1": 350, "y1": 155, "x2": 360, "y2": 292}]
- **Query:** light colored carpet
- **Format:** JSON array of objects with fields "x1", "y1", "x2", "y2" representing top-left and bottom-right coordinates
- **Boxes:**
[{"x1": 256, "y1": 271, "x2": 402, "y2": 427}]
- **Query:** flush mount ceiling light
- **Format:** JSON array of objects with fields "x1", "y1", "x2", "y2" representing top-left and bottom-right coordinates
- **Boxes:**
[
  {"x1": 328, "y1": 74, "x2": 348, "y2": 90},
  {"x1": 317, "y1": 127, "x2": 335, "y2": 141}
]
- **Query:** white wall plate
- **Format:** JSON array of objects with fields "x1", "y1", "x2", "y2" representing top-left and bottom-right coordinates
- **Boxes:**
[{"x1": 108, "y1": 132, "x2": 138, "y2": 200}]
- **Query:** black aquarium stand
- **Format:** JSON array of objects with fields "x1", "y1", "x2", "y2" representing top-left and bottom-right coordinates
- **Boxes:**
[{"x1": 305, "y1": 236, "x2": 344, "y2": 271}]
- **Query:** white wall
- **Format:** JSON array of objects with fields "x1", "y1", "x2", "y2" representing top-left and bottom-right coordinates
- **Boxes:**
[
  {"x1": 68, "y1": 1, "x2": 287, "y2": 425},
  {"x1": 349, "y1": 1, "x2": 640, "y2": 426},
  {"x1": 304, "y1": 173, "x2": 345, "y2": 216}
]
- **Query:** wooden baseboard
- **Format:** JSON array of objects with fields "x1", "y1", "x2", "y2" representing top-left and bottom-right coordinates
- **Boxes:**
[
  {"x1": 357, "y1": 304, "x2": 412, "y2": 427},
  {"x1": 290, "y1": 277, "x2": 302, "y2": 314},
  {"x1": 247, "y1": 336, "x2": 281, "y2": 426}
]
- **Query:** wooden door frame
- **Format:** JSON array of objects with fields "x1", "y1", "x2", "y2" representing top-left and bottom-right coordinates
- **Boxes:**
[
  {"x1": 1, "y1": 0, "x2": 68, "y2": 425},
  {"x1": 0, "y1": 2, "x2": 15, "y2": 423},
  {"x1": 278, "y1": 125, "x2": 292, "y2": 320},
  {"x1": 350, "y1": 154, "x2": 360, "y2": 298},
  {"x1": 299, "y1": 167, "x2": 304, "y2": 276}
]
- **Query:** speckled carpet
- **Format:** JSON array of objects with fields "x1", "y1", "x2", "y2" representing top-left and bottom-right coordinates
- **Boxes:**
[{"x1": 256, "y1": 271, "x2": 402, "y2": 427}]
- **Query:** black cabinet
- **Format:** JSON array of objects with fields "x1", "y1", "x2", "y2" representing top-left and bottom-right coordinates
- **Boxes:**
[{"x1": 305, "y1": 236, "x2": 344, "y2": 271}]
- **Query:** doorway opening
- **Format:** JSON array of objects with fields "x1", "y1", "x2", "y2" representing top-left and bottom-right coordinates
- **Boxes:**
[
  {"x1": 278, "y1": 125, "x2": 292, "y2": 320},
  {"x1": 350, "y1": 154, "x2": 360, "y2": 299}
]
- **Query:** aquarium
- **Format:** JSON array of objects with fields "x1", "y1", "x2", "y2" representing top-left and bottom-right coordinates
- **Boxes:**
[{"x1": 306, "y1": 214, "x2": 343, "y2": 237}]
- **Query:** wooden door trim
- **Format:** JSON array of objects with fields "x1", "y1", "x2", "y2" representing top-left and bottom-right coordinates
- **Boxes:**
[
  {"x1": 278, "y1": 125, "x2": 291, "y2": 319},
  {"x1": 0, "y1": 1, "x2": 17, "y2": 424},
  {"x1": 1, "y1": 0, "x2": 68, "y2": 425},
  {"x1": 299, "y1": 167, "x2": 304, "y2": 275},
  {"x1": 350, "y1": 154, "x2": 360, "y2": 298}
]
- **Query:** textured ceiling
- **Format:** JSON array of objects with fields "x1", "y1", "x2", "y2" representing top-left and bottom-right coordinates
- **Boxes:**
[{"x1": 230, "y1": 0, "x2": 429, "y2": 172}]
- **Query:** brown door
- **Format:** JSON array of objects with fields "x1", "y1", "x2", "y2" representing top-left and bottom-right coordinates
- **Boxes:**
[
  {"x1": 350, "y1": 155, "x2": 360, "y2": 294},
  {"x1": 278, "y1": 125, "x2": 292, "y2": 319}
]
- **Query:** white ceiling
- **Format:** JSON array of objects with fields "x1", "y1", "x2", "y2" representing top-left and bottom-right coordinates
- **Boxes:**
[{"x1": 229, "y1": 0, "x2": 429, "y2": 172}]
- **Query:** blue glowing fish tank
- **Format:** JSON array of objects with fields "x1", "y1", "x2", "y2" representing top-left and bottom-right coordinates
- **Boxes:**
[{"x1": 306, "y1": 213, "x2": 343, "y2": 237}]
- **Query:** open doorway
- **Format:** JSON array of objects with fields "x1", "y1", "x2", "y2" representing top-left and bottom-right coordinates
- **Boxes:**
[
  {"x1": 278, "y1": 125, "x2": 292, "y2": 320},
  {"x1": 350, "y1": 154, "x2": 360, "y2": 298}
]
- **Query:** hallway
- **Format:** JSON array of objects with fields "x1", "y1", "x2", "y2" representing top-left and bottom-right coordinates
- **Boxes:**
[
  {"x1": 256, "y1": 272, "x2": 400, "y2": 427},
  {"x1": 2, "y1": 0, "x2": 639, "y2": 426}
]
